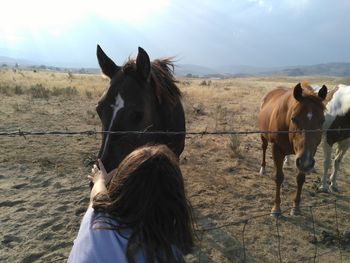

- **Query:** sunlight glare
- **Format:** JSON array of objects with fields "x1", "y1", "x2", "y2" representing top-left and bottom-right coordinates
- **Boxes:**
[{"x1": 0, "y1": 0, "x2": 169, "y2": 45}]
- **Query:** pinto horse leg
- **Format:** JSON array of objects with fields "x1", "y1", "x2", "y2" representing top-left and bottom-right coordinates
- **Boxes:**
[
  {"x1": 319, "y1": 139, "x2": 331, "y2": 192},
  {"x1": 291, "y1": 172, "x2": 305, "y2": 215},
  {"x1": 283, "y1": 155, "x2": 291, "y2": 166},
  {"x1": 259, "y1": 135, "x2": 268, "y2": 176},
  {"x1": 271, "y1": 144, "x2": 284, "y2": 217},
  {"x1": 330, "y1": 141, "x2": 349, "y2": 192}
]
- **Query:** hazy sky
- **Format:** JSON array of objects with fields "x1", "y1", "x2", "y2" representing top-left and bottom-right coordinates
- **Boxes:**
[{"x1": 0, "y1": 0, "x2": 349, "y2": 68}]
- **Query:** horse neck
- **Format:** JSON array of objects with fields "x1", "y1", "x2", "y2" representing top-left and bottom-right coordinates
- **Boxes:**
[{"x1": 275, "y1": 90, "x2": 295, "y2": 130}]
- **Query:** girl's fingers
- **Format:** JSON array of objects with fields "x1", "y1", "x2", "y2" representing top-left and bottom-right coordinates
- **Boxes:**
[
  {"x1": 97, "y1": 159, "x2": 107, "y2": 175},
  {"x1": 92, "y1": 165, "x2": 98, "y2": 173}
]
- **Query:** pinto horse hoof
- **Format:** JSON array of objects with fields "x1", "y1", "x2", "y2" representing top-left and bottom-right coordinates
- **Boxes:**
[
  {"x1": 290, "y1": 207, "x2": 301, "y2": 216},
  {"x1": 259, "y1": 167, "x2": 266, "y2": 176},
  {"x1": 318, "y1": 186, "x2": 329, "y2": 193},
  {"x1": 329, "y1": 186, "x2": 339, "y2": 193},
  {"x1": 270, "y1": 210, "x2": 281, "y2": 218}
]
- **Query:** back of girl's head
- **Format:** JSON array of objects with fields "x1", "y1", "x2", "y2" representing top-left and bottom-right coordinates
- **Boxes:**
[{"x1": 93, "y1": 144, "x2": 194, "y2": 263}]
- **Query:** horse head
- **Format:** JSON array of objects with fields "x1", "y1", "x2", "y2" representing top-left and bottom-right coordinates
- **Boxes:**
[
  {"x1": 95, "y1": 45, "x2": 185, "y2": 172},
  {"x1": 96, "y1": 45, "x2": 161, "y2": 172},
  {"x1": 289, "y1": 83, "x2": 327, "y2": 173}
]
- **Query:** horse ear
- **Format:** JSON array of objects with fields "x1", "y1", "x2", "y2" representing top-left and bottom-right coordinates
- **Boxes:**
[
  {"x1": 293, "y1": 83, "x2": 303, "y2": 101},
  {"x1": 318, "y1": 85, "x2": 327, "y2": 101},
  {"x1": 96, "y1": 45, "x2": 120, "y2": 79},
  {"x1": 136, "y1": 47, "x2": 151, "y2": 80}
]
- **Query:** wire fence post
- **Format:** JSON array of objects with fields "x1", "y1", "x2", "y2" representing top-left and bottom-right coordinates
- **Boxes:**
[
  {"x1": 309, "y1": 206, "x2": 318, "y2": 263},
  {"x1": 242, "y1": 219, "x2": 249, "y2": 263},
  {"x1": 334, "y1": 199, "x2": 343, "y2": 263},
  {"x1": 275, "y1": 216, "x2": 282, "y2": 263},
  {"x1": 197, "y1": 229, "x2": 205, "y2": 263}
]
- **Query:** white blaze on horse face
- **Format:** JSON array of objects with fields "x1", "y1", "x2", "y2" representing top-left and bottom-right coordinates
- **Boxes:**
[
  {"x1": 101, "y1": 94, "x2": 125, "y2": 158},
  {"x1": 307, "y1": 111, "x2": 313, "y2": 121}
]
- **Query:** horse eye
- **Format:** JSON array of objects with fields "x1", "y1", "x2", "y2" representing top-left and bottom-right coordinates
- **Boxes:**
[
  {"x1": 131, "y1": 111, "x2": 144, "y2": 123},
  {"x1": 291, "y1": 117, "x2": 298, "y2": 124}
]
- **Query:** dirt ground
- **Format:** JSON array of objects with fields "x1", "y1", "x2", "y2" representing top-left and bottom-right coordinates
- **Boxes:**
[{"x1": 0, "y1": 70, "x2": 350, "y2": 262}]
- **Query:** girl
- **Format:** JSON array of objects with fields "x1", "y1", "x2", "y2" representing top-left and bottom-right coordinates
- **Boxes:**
[{"x1": 68, "y1": 145, "x2": 194, "y2": 263}]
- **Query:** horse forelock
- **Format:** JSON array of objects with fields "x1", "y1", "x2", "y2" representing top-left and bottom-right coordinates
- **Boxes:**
[
  {"x1": 121, "y1": 58, "x2": 181, "y2": 106},
  {"x1": 300, "y1": 82, "x2": 319, "y2": 95},
  {"x1": 292, "y1": 83, "x2": 326, "y2": 111},
  {"x1": 299, "y1": 94, "x2": 326, "y2": 111},
  {"x1": 122, "y1": 58, "x2": 136, "y2": 73}
]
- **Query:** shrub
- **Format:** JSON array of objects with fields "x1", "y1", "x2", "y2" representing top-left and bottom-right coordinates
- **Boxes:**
[
  {"x1": 200, "y1": 80, "x2": 207, "y2": 86},
  {"x1": 11, "y1": 103, "x2": 29, "y2": 112},
  {"x1": 52, "y1": 86, "x2": 78, "y2": 97},
  {"x1": 85, "y1": 90, "x2": 93, "y2": 99},
  {"x1": 29, "y1": 84, "x2": 50, "y2": 99},
  {"x1": 14, "y1": 85, "x2": 24, "y2": 95},
  {"x1": 228, "y1": 134, "x2": 241, "y2": 157},
  {"x1": 63, "y1": 86, "x2": 78, "y2": 96},
  {"x1": 0, "y1": 84, "x2": 12, "y2": 96}
]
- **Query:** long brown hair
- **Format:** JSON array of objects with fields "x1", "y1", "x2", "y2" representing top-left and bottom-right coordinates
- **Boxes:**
[{"x1": 93, "y1": 145, "x2": 194, "y2": 263}]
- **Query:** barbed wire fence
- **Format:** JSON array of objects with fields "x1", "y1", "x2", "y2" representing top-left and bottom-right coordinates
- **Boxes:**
[
  {"x1": 1, "y1": 127, "x2": 350, "y2": 137},
  {"x1": 194, "y1": 199, "x2": 350, "y2": 263},
  {"x1": 1, "y1": 128, "x2": 350, "y2": 263}
]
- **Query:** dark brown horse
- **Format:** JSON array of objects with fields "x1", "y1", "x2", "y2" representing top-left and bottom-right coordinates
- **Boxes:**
[
  {"x1": 258, "y1": 82, "x2": 327, "y2": 216},
  {"x1": 96, "y1": 45, "x2": 185, "y2": 172}
]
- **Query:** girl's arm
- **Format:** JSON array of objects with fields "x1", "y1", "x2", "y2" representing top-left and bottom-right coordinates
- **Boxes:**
[{"x1": 88, "y1": 159, "x2": 117, "y2": 206}]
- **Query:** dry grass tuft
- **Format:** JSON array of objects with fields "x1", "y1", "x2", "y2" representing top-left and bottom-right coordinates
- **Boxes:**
[
  {"x1": 228, "y1": 134, "x2": 241, "y2": 157},
  {"x1": 52, "y1": 86, "x2": 78, "y2": 97},
  {"x1": 29, "y1": 84, "x2": 51, "y2": 99}
]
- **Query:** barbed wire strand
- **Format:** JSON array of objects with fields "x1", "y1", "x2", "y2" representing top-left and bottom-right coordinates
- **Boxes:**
[
  {"x1": 194, "y1": 201, "x2": 348, "y2": 263},
  {"x1": 296, "y1": 249, "x2": 336, "y2": 263},
  {"x1": 1, "y1": 127, "x2": 350, "y2": 137},
  {"x1": 195, "y1": 201, "x2": 339, "y2": 232}
]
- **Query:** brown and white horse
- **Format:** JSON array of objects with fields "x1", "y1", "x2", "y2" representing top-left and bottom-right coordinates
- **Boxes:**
[
  {"x1": 315, "y1": 84, "x2": 350, "y2": 192},
  {"x1": 258, "y1": 82, "x2": 327, "y2": 216}
]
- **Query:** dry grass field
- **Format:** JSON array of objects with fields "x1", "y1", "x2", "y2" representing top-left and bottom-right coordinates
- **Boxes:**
[{"x1": 0, "y1": 69, "x2": 350, "y2": 262}]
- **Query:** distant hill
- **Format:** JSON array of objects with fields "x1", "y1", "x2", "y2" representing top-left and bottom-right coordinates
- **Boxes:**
[
  {"x1": 174, "y1": 64, "x2": 219, "y2": 77},
  {"x1": 175, "y1": 62, "x2": 350, "y2": 78},
  {"x1": 215, "y1": 64, "x2": 280, "y2": 75},
  {"x1": 277, "y1": 63, "x2": 350, "y2": 77},
  {"x1": 1, "y1": 55, "x2": 350, "y2": 77},
  {"x1": 0, "y1": 56, "x2": 35, "y2": 67}
]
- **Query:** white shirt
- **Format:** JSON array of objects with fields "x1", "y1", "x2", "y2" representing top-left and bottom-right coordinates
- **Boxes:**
[
  {"x1": 68, "y1": 207, "x2": 183, "y2": 263},
  {"x1": 68, "y1": 207, "x2": 143, "y2": 263}
]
